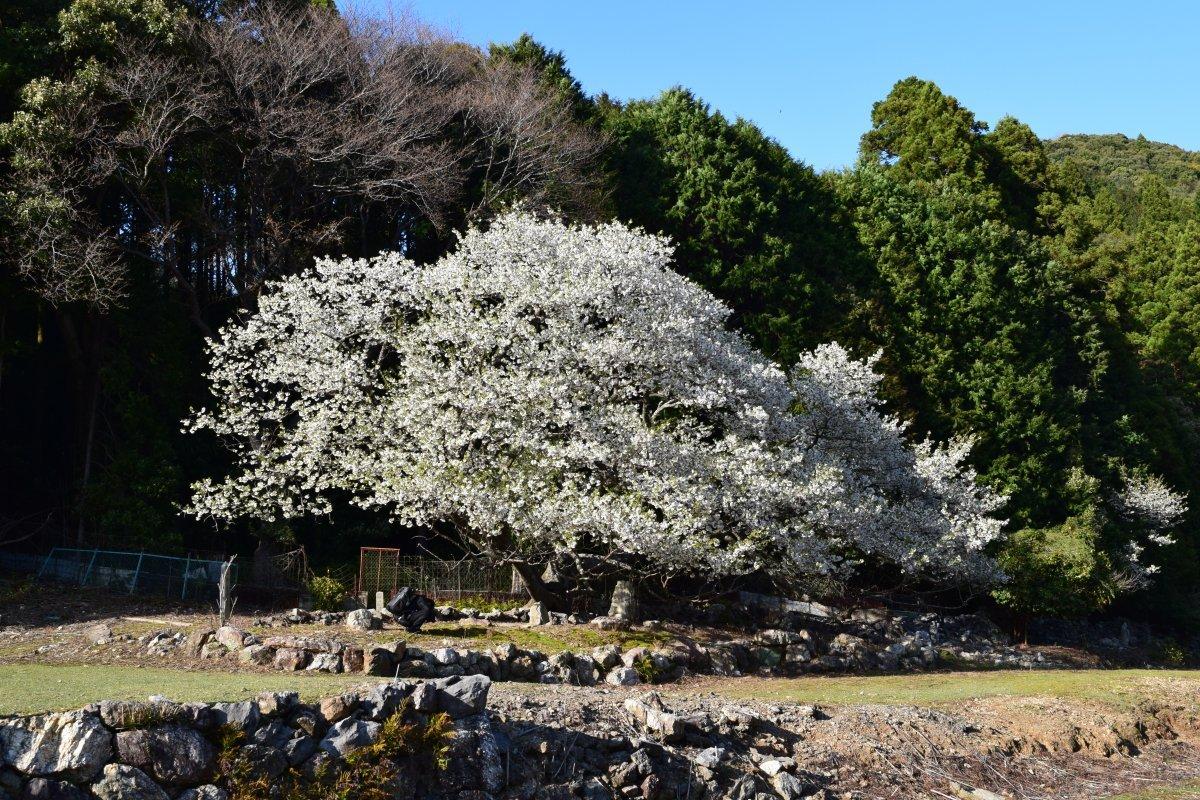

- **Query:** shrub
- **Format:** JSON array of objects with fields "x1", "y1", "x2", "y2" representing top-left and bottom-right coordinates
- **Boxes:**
[
  {"x1": 1155, "y1": 638, "x2": 1187, "y2": 667},
  {"x1": 308, "y1": 573, "x2": 347, "y2": 612},
  {"x1": 632, "y1": 653, "x2": 665, "y2": 684}
]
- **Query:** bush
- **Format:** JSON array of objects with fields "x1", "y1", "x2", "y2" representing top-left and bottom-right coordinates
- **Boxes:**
[
  {"x1": 308, "y1": 573, "x2": 347, "y2": 611},
  {"x1": 992, "y1": 510, "x2": 1117, "y2": 623},
  {"x1": 1155, "y1": 637, "x2": 1187, "y2": 667}
]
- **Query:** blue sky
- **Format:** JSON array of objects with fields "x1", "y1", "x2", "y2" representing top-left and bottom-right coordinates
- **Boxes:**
[{"x1": 350, "y1": 0, "x2": 1200, "y2": 172}]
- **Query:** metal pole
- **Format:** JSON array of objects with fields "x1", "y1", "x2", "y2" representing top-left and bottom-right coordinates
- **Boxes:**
[
  {"x1": 130, "y1": 551, "x2": 145, "y2": 595},
  {"x1": 81, "y1": 548, "x2": 100, "y2": 585},
  {"x1": 35, "y1": 548, "x2": 57, "y2": 581},
  {"x1": 181, "y1": 555, "x2": 192, "y2": 600}
]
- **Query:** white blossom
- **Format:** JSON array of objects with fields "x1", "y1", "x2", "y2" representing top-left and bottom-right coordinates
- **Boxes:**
[
  {"x1": 186, "y1": 211, "x2": 1006, "y2": 584},
  {"x1": 1113, "y1": 471, "x2": 1188, "y2": 586}
]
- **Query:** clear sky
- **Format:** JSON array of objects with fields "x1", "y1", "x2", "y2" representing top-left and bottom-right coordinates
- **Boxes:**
[{"x1": 348, "y1": 0, "x2": 1200, "y2": 172}]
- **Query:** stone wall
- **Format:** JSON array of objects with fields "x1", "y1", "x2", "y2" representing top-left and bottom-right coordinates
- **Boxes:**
[
  {"x1": 194, "y1": 599, "x2": 1061, "y2": 687},
  {"x1": 0, "y1": 676, "x2": 494, "y2": 800}
]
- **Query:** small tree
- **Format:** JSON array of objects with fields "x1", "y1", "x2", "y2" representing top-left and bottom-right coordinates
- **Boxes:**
[{"x1": 187, "y1": 212, "x2": 1006, "y2": 605}]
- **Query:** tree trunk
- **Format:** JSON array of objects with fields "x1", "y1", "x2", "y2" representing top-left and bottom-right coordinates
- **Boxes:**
[{"x1": 509, "y1": 560, "x2": 570, "y2": 612}]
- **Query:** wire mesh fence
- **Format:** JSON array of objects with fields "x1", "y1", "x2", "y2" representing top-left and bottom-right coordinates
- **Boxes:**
[
  {"x1": 356, "y1": 548, "x2": 525, "y2": 602},
  {"x1": 34, "y1": 547, "x2": 237, "y2": 600}
]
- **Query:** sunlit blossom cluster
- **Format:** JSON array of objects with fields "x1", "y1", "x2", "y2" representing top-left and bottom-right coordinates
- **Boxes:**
[{"x1": 187, "y1": 212, "x2": 1008, "y2": 584}]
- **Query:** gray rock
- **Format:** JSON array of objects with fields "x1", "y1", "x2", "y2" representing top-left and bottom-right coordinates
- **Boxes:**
[
  {"x1": 213, "y1": 626, "x2": 247, "y2": 651},
  {"x1": 250, "y1": 720, "x2": 293, "y2": 749},
  {"x1": 80, "y1": 624, "x2": 112, "y2": 645},
  {"x1": 769, "y1": 771, "x2": 810, "y2": 800},
  {"x1": 254, "y1": 692, "x2": 297, "y2": 717},
  {"x1": 283, "y1": 735, "x2": 317, "y2": 766},
  {"x1": 439, "y1": 715, "x2": 502, "y2": 795},
  {"x1": 319, "y1": 719, "x2": 380, "y2": 759},
  {"x1": 208, "y1": 702, "x2": 260, "y2": 734},
  {"x1": 592, "y1": 645, "x2": 622, "y2": 670},
  {"x1": 0, "y1": 712, "x2": 112, "y2": 781},
  {"x1": 623, "y1": 696, "x2": 683, "y2": 742},
  {"x1": 273, "y1": 648, "x2": 308, "y2": 671},
  {"x1": 428, "y1": 647, "x2": 458, "y2": 666},
  {"x1": 115, "y1": 725, "x2": 215, "y2": 785},
  {"x1": 344, "y1": 609, "x2": 380, "y2": 631},
  {"x1": 356, "y1": 683, "x2": 409, "y2": 721},
  {"x1": 18, "y1": 777, "x2": 90, "y2": 800},
  {"x1": 527, "y1": 602, "x2": 549, "y2": 626},
  {"x1": 97, "y1": 702, "x2": 185, "y2": 731},
  {"x1": 198, "y1": 642, "x2": 226, "y2": 660},
  {"x1": 175, "y1": 786, "x2": 228, "y2": 800},
  {"x1": 365, "y1": 648, "x2": 394, "y2": 676},
  {"x1": 89, "y1": 764, "x2": 169, "y2": 800},
  {"x1": 237, "y1": 645, "x2": 273, "y2": 666},
  {"x1": 306, "y1": 653, "x2": 342, "y2": 673},
  {"x1": 410, "y1": 682, "x2": 436, "y2": 713},
  {"x1": 605, "y1": 667, "x2": 640, "y2": 686},
  {"x1": 431, "y1": 675, "x2": 491, "y2": 719},
  {"x1": 607, "y1": 581, "x2": 639, "y2": 622},
  {"x1": 230, "y1": 745, "x2": 286, "y2": 780},
  {"x1": 692, "y1": 747, "x2": 727, "y2": 768}
]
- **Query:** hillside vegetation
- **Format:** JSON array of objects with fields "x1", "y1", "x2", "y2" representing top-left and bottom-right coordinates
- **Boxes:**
[
  {"x1": 1046, "y1": 133, "x2": 1200, "y2": 200},
  {"x1": 2, "y1": 5, "x2": 1200, "y2": 637}
]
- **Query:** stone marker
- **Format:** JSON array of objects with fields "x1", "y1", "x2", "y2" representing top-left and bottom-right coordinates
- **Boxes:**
[{"x1": 608, "y1": 580, "x2": 639, "y2": 622}]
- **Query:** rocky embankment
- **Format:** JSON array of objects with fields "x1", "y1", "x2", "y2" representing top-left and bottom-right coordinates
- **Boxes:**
[
  {"x1": 3, "y1": 674, "x2": 1199, "y2": 800},
  {"x1": 154, "y1": 592, "x2": 1067, "y2": 685}
]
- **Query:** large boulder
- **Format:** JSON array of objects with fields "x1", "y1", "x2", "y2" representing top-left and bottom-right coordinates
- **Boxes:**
[
  {"x1": 623, "y1": 695, "x2": 683, "y2": 743},
  {"x1": 527, "y1": 602, "x2": 549, "y2": 626},
  {"x1": 229, "y1": 745, "x2": 286, "y2": 781},
  {"x1": 208, "y1": 703, "x2": 260, "y2": 734},
  {"x1": 605, "y1": 667, "x2": 640, "y2": 686},
  {"x1": 89, "y1": 764, "x2": 169, "y2": 800},
  {"x1": 438, "y1": 714, "x2": 502, "y2": 796},
  {"x1": 430, "y1": 675, "x2": 491, "y2": 719},
  {"x1": 97, "y1": 702, "x2": 186, "y2": 732},
  {"x1": 272, "y1": 648, "x2": 308, "y2": 671},
  {"x1": 0, "y1": 712, "x2": 112, "y2": 781},
  {"x1": 319, "y1": 719, "x2": 380, "y2": 759},
  {"x1": 344, "y1": 609, "x2": 380, "y2": 632},
  {"x1": 306, "y1": 654, "x2": 342, "y2": 673},
  {"x1": 213, "y1": 627, "x2": 247, "y2": 651},
  {"x1": 114, "y1": 725, "x2": 215, "y2": 786}
]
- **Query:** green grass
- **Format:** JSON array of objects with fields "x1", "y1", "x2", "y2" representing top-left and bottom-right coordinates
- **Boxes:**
[
  {"x1": 4, "y1": 664, "x2": 1199, "y2": 718},
  {"x1": 0, "y1": 664, "x2": 377, "y2": 716},
  {"x1": 691, "y1": 669, "x2": 1200, "y2": 708},
  {"x1": 408, "y1": 622, "x2": 672, "y2": 653},
  {"x1": 1106, "y1": 780, "x2": 1200, "y2": 799}
]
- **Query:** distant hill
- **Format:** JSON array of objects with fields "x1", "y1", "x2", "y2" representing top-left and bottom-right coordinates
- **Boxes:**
[{"x1": 1044, "y1": 133, "x2": 1200, "y2": 199}]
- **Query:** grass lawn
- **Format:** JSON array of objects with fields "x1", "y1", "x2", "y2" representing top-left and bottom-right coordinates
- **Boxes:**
[
  {"x1": 0, "y1": 664, "x2": 378, "y2": 715},
  {"x1": 4, "y1": 664, "x2": 1200, "y2": 717},
  {"x1": 684, "y1": 668, "x2": 1200, "y2": 708},
  {"x1": 1107, "y1": 780, "x2": 1200, "y2": 799}
]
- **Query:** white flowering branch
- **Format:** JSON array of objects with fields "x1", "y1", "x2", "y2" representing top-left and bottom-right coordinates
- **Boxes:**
[{"x1": 185, "y1": 211, "x2": 1007, "y2": 596}]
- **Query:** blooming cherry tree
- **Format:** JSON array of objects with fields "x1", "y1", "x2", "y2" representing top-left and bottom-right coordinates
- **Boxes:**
[{"x1": 186, "y1": 212, "x2": 1006, "y2": 596}]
